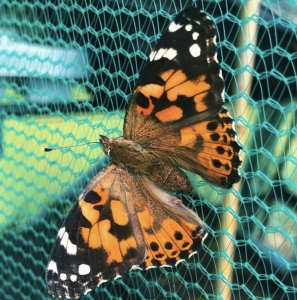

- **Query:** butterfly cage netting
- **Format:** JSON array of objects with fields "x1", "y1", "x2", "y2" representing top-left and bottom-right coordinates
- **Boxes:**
[{"x1": 0, "y1": 0, "x2": 296, "y2": 299}]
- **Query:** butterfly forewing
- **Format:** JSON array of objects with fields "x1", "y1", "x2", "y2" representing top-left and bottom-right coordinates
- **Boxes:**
[
  {"x1": 123, "y1": 7, "x2": 241, "y2": 188},
  {"x1": 124, "y1": 8, "x2": 224, "y2": 139}
]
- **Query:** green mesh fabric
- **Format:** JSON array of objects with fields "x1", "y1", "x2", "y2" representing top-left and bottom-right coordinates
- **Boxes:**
[{"x1": 0, "y1": 0, "x2": 296, "y2": 299}]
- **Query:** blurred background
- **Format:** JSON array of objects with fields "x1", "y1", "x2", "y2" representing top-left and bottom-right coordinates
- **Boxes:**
[{"x1": 0, "y1": 0, "x2": 296, "y2": 299}]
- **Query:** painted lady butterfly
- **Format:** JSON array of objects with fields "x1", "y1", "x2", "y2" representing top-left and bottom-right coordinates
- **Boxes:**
[{"x1": 46, "y1": 6, "x2": 241, "y2": 298}]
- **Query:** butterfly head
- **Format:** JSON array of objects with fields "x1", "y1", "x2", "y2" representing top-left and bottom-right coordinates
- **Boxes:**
[{"x1": 99, "y1": 135, "x2": 117, "y2": 156}]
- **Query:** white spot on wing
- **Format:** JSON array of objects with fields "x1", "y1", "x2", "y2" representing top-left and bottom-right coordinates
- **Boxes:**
[
  {"x1": 163, "y1": 48, "x2": 177, "y2": 60},
  {"x1": 154, "y1": 48, "x2": 168, "y2": 60},
  {"x1": 70, "y1": 274, "x2": 77, "y2": 282},
  {"x1": 151, "y1": 48, "x2": 177, "y2": 61},
  {"x1": 60, "y1": 231, "x2": 69, "y2": 248},
  {"x1": 149, "y1": 50, "x2": 156, "y2": 61},
  {"x1": 168, "y1": 21, "x2": 183, "y2": 32},
  {"x1": 47, "y1": 260, "x2": 58, "y2": 274},
  {"x1": 59, "y1": 230, "x2": 78, "y2": 255},
  {"x1": 66, "y1": 240, "x2": 77, "y2": 255},
  {"x1": 146, "y1": 265, "x2": 157, "y2": 270},
  {"x1": 78, "y1": 264, "x2": 91, "y2": 275},
  {"x1": 185, "y1": 24, "x2": 193, "y2": 31},
  {"x1": 58, "y1": 227, "x2": 66, "y2": 239},
  {"x1": 114, "y1": 274, "x2": 122, "y2": 280},
  {"x1": 192, "y1": 32, "x2": 199, "y2": 40},
  {"x1": 189, "y1": 44, "x2": 201, "y2": 57},
  {"x1": 60, "y1": 273, "x2": 67, "y2": 281}
]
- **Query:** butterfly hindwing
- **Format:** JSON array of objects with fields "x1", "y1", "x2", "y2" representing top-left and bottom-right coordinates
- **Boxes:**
[
  {"x1": 46, "y1": 164, "x2": 145, "y2": 298},
  {"x1": 46, "y1": 164, "x2": 208, "y2": 298}
]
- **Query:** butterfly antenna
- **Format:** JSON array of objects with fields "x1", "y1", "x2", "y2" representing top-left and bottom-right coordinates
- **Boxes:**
[{"x1": 42, "y1": 142, "x2": 100, "y2": 152}]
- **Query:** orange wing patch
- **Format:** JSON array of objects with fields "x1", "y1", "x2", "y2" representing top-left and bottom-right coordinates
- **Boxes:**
[
  {"x1": 135, "y1": 69, "x2": 212, "y2": 123},
  {"x1": 79, "y1": 187, "x2": 109, "y2": 226},
  {"x1": 155, "y1": 106, "x2": 183, "y2": 122},
  {"x1": 165, "y1": 69, "x2": 187, "y2": 90},
  {"x1": 110, "y1": 199, "x2": 129, "y2": 226},
  {"x1": 166, "y1": 74, "x2": 210, "y2": 105},
  {"x1": 136, "y1": 84, "x2": 164, "y2": 115}
]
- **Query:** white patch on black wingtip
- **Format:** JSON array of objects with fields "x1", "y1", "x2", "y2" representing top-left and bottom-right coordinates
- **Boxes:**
[
  {"x1": 60, "y1": 273, "x2": 67, "y2": 281},
  {"x1": 185, "y1": 24, "x2": 193, "y2": 31},
  {"x1": 155, "y1": 48, "x2": 168, "y2": 60},
  {"x1": 149, "y1": 50, "x2": 156, "y2": 61},
  {"x1": 67, "y1": 241, "x2": 78, "y2": 255},
  {"x1": 150, "y1": 48, "x2": 177, "y2": 61},
  {"x1": 57, "y1": 226, "x2": 66, "y2": 238},
  {"x1": 47, "y1": 260, "x2": 58, "y2": 274},
  {"x1": 189, "y1": 44, "x2": 201, "y2": 57},
  {"x1": 192, "y1": 32, "x2": 199, "y2": 40},
  {"x1": 70, "y1": 274, "x2": 77, "y2": 282},
  {"x1": 146, "y1": 265, "x2": 157, "y2": 270},
  {"x1": 59, "y1": 230, "x2": 78, "y2": 255},
  {"x1": 163, "y1": 48, "x2": 177, "y2": 60},
  {"x1": 168, "y1": 21, "x2": 183, "y2": 32},
  {"x1": 78, "y1": 264, "x2": 91, "y2": 275}
]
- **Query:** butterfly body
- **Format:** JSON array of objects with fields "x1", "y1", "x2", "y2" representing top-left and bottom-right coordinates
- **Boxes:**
[
  {"x1": 100, "y1": 135, "x2": 193, "y2": 193},
  {"x1": 46, "y1": 7, "x2": 241, "y2": 298}
]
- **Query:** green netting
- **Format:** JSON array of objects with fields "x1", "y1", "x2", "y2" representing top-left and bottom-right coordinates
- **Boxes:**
[{"x1": 0, "y1": 0, "x2": 296, "y2": 299}]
